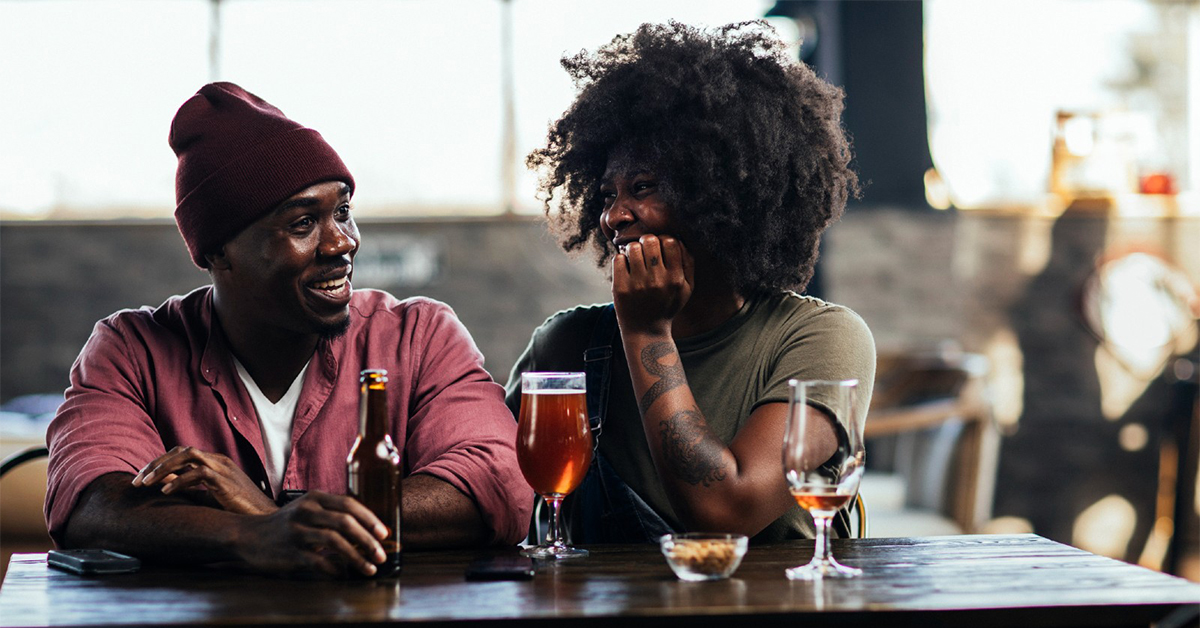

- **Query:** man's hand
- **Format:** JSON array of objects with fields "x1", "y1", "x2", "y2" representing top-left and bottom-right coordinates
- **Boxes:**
[
  {"x1": 65, "y1": 474, "x2": 391, "y2": 579},
  {"x1": 234, "y1": 490, "x2": 389, "y2": 578},
  {"x1": 612, "y1": 234, "x2": 695, "y2": 336},
  {"x1": 132, "y1": 446, "x2": 277, "y2": 515}
]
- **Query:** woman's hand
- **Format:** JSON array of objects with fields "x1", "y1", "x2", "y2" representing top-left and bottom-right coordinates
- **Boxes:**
[
  {"x1": 612, "y1": 234, "x2": 695, "y2": 336},
  {"x1": 132, "y1": 446, "x2": 278, "y2": 515}
]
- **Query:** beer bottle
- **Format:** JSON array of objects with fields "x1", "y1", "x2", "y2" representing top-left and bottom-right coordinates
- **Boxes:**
[{"x1": 347, "y1": 369, "x2": 402, "y2": 576}]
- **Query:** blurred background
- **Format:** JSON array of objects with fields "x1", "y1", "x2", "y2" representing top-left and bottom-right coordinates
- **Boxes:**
[{"x1": 1, "y1": 0, "x2": 1197, "y2": 583}]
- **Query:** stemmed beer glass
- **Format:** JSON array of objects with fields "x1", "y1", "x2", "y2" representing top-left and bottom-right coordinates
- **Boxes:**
[
  {"x1": 516, "y1": 372, "x2": 593, "y2": 559},
  {"x1": 782, "y1": 379, "x2": 865, "y2": 579}
]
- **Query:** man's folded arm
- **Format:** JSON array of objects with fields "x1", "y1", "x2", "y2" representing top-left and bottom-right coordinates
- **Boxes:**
[
  {"x1": 400, "y1": 473, "x2": 486, "y2": 549},
  {"x1": 65, "y1": 472, "x2": 392, "y2": 577},
  {"x1": 46, "y1": 317, "x2": 176, "y2": 545},
  {"x1": 402, "y1": 301, "x2": 533, "y2": 546},
  {"x1": 62, "y1": 473, "x2": 242, "y2": 563}
]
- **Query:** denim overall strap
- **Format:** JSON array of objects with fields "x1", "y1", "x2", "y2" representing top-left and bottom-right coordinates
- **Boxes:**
[
  {"x1": 582, "y1": 304, "x2": 618, "y2": 448},
  {"x1": 568, "y1": 304, "x2": 677, "y2": 543}
]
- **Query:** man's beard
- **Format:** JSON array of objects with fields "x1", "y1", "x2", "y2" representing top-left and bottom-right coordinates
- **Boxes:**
[{"x1": 317, "y1": 314, "x2": 352, "y2": 340}]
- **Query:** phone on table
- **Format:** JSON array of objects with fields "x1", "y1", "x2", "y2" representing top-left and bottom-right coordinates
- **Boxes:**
[
  {"x1": 47, "y1": 549, "x2": 141, "y2": 575},
  {"x1": 464, "y1": 554, "x2": 536, "y2": 581}
]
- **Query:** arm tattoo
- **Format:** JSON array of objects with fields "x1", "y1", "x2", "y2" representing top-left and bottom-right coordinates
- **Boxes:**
[
  {"x1": 659, "y1": 408, "x2": 727, "y2": 487},
  {"x1": 639, "y1": 342, "x2": 685, "y2": 415}
]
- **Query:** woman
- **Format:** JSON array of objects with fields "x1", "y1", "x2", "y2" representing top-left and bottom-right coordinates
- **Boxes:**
[{"x1": 506, "y1": 21, "x2": 874, "y2": 543}]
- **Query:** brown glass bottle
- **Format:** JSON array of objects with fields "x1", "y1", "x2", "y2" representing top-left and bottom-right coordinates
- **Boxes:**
[{"x1": 347, "y1": 369, "x2": 402, "y2": 576}]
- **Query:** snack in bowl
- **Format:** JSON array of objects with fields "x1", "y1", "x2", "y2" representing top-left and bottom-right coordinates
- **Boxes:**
[{"x1": 660, "y1": 533, "x2": 749, "y2": 581}]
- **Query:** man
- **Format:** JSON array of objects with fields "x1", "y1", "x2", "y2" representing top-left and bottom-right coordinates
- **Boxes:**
[{"x1": 45, "y1": 83, "x2": 531, "y2": 577}]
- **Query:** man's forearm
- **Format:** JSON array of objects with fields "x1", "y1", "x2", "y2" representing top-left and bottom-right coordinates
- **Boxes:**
[
  {"x1": 62, "y1": 472, "x2": 243, "y2": 564},
  {"x1": 401, "y1": 473, "x2": 487, "y2": 549},
  {"x1": 65, "y1": 471, "x2": 491, "y2": 568}
]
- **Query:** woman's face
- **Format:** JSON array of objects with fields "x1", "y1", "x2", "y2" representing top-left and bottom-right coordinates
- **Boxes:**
[{"x1": 598, "y1": 145, "x2": 682, "y2": 252}]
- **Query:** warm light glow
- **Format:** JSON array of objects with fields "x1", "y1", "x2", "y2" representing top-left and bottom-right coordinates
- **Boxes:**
[
  {"x1": 1137, "y1": 516, "x2": 1175, "y2": 571},
  {"x1": 983, "y1": 327, "x2": 1025, "y2": 431},
  {"x1": 1098, "y1": 254, "x2": 1182, "y2": 351},
  {"x1": 924, "y1": 0, "x2": 1188, "y2": 209},
  {"x1": 1015, "y1": 216, "x2": 1054, "y2": 276},
  {"x1": 1085, "y1": 252, "x2": 1200, "y2": 419},
  {"x1": 980, "y1": 516, "x2": 1034, "y2": 535},
  {"x1": 923, "y1": 168, "x2": 953, "y2": 210},
  {"x1": 1072, "y1": 494, "x2": 1137, "y2": 559},
  {"x1": 1062, "y1": 116, "x2": 1096, "y2": 157},
  {"x1": 1195, "y1": 460, "x2": 1200, "y2": 517},
  {"x1": 1095, "y1": 346, "x2": 1153, "y2": 421},
  {"x1": 1117, "y1": 423, "x2": 1149, "y2": 452}
]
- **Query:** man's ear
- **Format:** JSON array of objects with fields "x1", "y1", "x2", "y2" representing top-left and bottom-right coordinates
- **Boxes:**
[{"x1": 204, "y1": 247, "x2": 232, "y2": 271}]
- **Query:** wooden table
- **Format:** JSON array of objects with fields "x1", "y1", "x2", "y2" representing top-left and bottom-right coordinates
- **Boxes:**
[{"x1": 1, "y1": 534, "x2": 1196, "y2": 627}]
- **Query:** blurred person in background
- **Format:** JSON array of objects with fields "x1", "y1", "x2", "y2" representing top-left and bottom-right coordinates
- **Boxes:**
[{"x1": 508, "y1": 21, "x2": 875, "y2": 543}]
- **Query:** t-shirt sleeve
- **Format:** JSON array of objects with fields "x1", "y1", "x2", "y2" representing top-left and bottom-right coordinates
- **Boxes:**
[
  {"x1": 502, "y1": 307, "x2": 596, "y2": 422},
  {"x1": 503, "y1": 327, "x2": 538, "y2": 421},
  {"x1": 757, "y1": 304, "x2": 877, "y2": 431},
  {"x1": 401, "y1": 302, "x2": 533, "y2": 545},
  {"x1": 44, "y1": 316, "x2": 166, "y2": 546}
]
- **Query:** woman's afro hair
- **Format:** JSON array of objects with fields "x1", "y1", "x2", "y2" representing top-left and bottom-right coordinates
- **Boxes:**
[{"x1": 527, "y1": 20, "x2": 859, "y2": 295}]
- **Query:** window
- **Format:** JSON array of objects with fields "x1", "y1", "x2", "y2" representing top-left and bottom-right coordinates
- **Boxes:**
[
  {"x1": 0, "y1": 0, "x2": 775, "y2": 219},
  {"x1": 924, "y1": 0, "x2": 1193, "y2": 210}
]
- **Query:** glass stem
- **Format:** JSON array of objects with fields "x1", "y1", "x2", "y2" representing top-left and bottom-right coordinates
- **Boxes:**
[
  {"x1": 813, "y1": 512, "x2": 832, "y2": 565},
  {"x1": 546, "y1": 495, "x2": 565, "y2": 548}
]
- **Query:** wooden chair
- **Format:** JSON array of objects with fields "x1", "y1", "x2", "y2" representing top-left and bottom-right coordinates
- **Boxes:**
[
  {"x1": 852, "y1": 493, "x2": 868, "y2": 538},
  {"x1": 862, "y1": 350, "x2": 996, "y2": 535},
  {"x1": 1, "y1": 445, "x2": 53, "y2": 579}
]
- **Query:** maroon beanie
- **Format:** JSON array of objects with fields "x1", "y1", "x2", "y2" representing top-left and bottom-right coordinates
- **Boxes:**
[{"x1": 169, "y1": 82, "x2": 354, "y2": 268}]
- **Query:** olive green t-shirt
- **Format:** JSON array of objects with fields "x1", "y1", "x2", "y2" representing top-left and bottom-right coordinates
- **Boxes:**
[{"x1": 504, "y1": 291, "x2": 875, "y2": 542}]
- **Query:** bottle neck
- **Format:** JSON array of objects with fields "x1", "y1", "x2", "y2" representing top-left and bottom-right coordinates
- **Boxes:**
[{"x1": 359, "y1": 381, "x2": 388, "y2": 439}]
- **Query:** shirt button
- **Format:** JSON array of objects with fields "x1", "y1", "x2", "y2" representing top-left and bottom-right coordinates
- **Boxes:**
[
  {"x1": 259, "y1": 481, "x2": 267, "y2": 491},
  {"x1": 231, "y1": 415, "x2": 238, "y2": 421}
]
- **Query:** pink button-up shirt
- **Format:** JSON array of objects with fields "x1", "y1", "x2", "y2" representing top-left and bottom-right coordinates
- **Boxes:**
[{"x1": 46, "y1": 287, "x2": 531, "y2": 545}]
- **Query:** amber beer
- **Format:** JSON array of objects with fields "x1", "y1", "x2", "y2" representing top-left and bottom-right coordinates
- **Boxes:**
[
  {"x1": 516, "y1": 390, "x2": 592, "y2": 496},
  {"x1": 347, "y1": 369, "x2": 402, "y2": 577}
]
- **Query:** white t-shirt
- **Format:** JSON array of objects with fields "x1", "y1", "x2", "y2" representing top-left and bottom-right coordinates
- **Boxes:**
[{"x1": 233, "y1": 358, "x2": 310, "y2": 497}]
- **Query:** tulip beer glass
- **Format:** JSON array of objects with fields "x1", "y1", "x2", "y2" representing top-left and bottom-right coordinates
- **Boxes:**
[
  {"x1": 516, "y1": 372, "x2": 592, "y2": 559},
  {"x1": 782, "y1": 379, "x2": 865, "y2": 579}
]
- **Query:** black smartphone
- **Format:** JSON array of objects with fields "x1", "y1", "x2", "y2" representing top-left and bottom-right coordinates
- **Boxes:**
[
  {"x1": 464, "y1": 555, "x2": 536, "y2": 581},
  {"x1": 47, "y1": 549, "x2": 141, "y2": 575}
]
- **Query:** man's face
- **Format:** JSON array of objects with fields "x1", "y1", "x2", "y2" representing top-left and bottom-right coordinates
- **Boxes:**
[{"x1": 215, "y1": 180, "x2": 359, "y2": 339}]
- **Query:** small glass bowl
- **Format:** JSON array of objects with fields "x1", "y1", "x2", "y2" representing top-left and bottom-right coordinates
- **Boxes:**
[{"x1": 660, "y1": 533, "x2": 749, "y2": 581}]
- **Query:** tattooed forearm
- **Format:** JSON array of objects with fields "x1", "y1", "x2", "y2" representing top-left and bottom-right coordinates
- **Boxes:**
[
  {"x1": 659, "y1": 408, "x2": 727, "y2": 487},
  {"x1": 639, "y1": 342, "x2": 686, "y2": 414}
]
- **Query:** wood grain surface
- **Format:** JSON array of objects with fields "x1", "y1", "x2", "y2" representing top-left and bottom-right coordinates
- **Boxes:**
[{"x1": 1, "y1": 534, "x2": 1196, "y2": 628}]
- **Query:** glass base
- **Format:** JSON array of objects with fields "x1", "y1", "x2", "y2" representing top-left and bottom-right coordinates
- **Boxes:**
[
  {"x1": 521, "y1": 545, "x2": 589, "y2": 560},
  {"x1": 785, "y1": 556, "x2": 862, "y2": 580}
]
